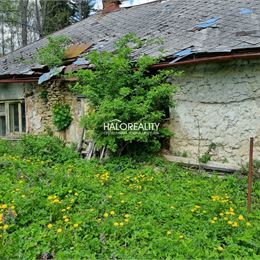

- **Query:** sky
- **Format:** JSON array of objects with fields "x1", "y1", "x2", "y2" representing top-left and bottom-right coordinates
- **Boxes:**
[{"x1": 94, "y1": 0, "x2": 155, "y2": 10}]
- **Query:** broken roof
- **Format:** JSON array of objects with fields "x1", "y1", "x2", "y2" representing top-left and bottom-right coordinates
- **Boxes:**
[{"x1": 1, "y1": 0, "x2": 260, "y2": 77}]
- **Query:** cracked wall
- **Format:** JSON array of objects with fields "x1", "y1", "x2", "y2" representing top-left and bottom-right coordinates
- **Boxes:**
[
  {"x1": 170, "y1": 59, "x2": 260, "y2": 165},
  {"x1": 25, "y1": 81, "x2": 85, "y2": 144}
]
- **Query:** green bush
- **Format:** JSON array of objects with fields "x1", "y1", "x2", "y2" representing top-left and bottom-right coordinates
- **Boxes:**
[
  {"x1": 20, "y1": 135, "x2": 79, "y2": 163},
  {"x1": 70, "y1": 34, "x2": 180, "y2": 155},
  {"x1": 52, "y1": 103, "x2": 72, "y2": 131}
]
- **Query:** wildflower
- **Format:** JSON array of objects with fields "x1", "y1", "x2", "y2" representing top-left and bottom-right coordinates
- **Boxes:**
[
  {"x1": 11, "y1": 205, "x2": 15, "y2": 210},
  {"x1": 73, "y1": 223, "x2": 79, "y2": 228},
  {"x1": 119, "y1": 222, "x2": 124, "y2": 227},
  {"x1": 179, "y1": 235, "x2": 184, "y2": 239},
  {"x1": 97, "y1": 218, "x2": 102, "y2": 223},
  {"x1": 227, "y1": 221, "x2": 233, "y2": 225},
  {"x1": 113, "y1": 222, "x2": 119, "y2": 227},
  {"x1": 217, "y1": 246, "x2": 224, "y2": 252},
  {"x1": 64, "y1": 218, "x2": 69, "y2": 223},
  {"x1": 210, "y1": 220, "x2": 216, "y2": 224},
  {"x1": 219, "y1": 213, "x2": 224, "y2": 217},
  {"x1": 232, "y1": 222, "x2": 239, "y2": 227},
  {"x1": 103, "y1": 213, "x2": 109, "y2": 218},
  {"x1": 224, "y1": 217, "x2": 228, "y2": 221},
  {"x1": 63, "y1": 215, "x2": 68, "y2": 219},
  {"x1": 47, "y1": 224, "x2": 53, "y2": 229},
  {"x1": 108, "y1": 195, "x2": 112, "y2": 199},
  {"x1": 1, "y1": 204, "x2": 7, "y2": 209},
  {"x1": 246, "y1": 222, "x2": 251, "y2": 226},
  {"x1": 167, "y1": 230, "x2": 172, "y2": 235},
  {"x1": 238, "y1": 215, "x2": 244, "y2": 221},
  {"x1": 195, "y1": 205, "x2": 201, "y2": 209},
  {"x1": 229, "y1": 207, "x2": 234, "y2": 212},
  {"x1": 213, "y1": 217, "x2": 218, "y2": 221},
  {"x1": 74, "y1": 192, "x2": 79, "y2": 196},
  {"x1": 110, "y1": 211, "x2": 115, "y2": 216},
  {"x1": 3, "y1": 224, "x2": 9, "y2": 230},
  {"x1": 124, "y1": 218, "x2": 129, "y2": 223},
  {"x1": 61, "y1": 209, "x2": 66, "y2": 212},
  {"x1": 121, "y1": 200, "x2": 125, "y2": 204},
  {"x1": 57, "y1": 228, "x2": 62, "y2": 233},
  {"x1": 67, "y1": 206, "x2": 71, "y2": 210}
]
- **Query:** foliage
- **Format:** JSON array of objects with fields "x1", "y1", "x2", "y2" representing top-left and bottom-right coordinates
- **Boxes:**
[
  {"x1": 70, "y1": 34, "x2": 180, "y2": 155},
  {"x1": 35, "y1": 35, "x2": 70, "y2": 68},
  {"x1": 237, "y1": 159, "x2": 260, "y2": 179},
  {"x1": 40, "y1": 0, "x2": 93, "y2": 36},
  {"x1": 0, "y1": 139, "x2": 259, "y2": 259},
  {"x1": 19, "y1": 135, "x2": 79, "y2": 164},
  {"x1": 199, "y1": 143, "x2": 217, "y2": 164},
  {"x1": 52, "y1": 103, "x2": 73, "y2": 131}
]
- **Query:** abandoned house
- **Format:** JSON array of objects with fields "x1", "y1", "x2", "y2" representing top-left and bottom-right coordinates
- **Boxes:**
[{"x1": 0, "y1": 0, "x2": 259, "y2": 166}]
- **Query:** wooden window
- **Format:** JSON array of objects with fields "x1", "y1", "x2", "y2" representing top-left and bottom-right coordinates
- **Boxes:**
[{"x1": 0, "y1": 100, "x2": 26, "y2": 136}]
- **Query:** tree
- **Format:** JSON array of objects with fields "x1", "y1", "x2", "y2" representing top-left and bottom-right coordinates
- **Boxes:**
[
  {"x1": 19, "y1": 0, "x2": 29, "y2": 46},
  {"x1": 70, "y1": 34, "x2": 179, "y2": 155},
  {"x1": 40, "y1": 0, "x2": 93, "y2": 36}
]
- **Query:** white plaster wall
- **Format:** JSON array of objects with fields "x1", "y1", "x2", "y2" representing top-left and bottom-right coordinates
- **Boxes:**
[{"x1": 170, "y1": 59, "x2": 260, "y2": 165}]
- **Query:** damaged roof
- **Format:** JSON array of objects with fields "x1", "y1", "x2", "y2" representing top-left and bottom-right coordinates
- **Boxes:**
[{"x1": 1, "y1": 0, "x2": 260, "y2": 77}]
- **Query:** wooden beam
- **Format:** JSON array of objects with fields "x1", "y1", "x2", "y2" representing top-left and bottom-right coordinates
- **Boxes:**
[{"x1": 163, "y1": 154, "x2": 240, "y2": 173}]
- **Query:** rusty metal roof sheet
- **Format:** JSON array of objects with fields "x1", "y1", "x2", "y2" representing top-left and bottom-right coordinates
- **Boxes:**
[{"x1": 1, "y1": 0, "x2": 260, "y2": 76}]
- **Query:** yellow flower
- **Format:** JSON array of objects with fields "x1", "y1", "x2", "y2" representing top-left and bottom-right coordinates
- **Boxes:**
[
  {"x1": 232, "y1": 222, "x2": 239, "y2": 227},
  {"x1": 1, "y1": 204, "x2": 7, "y2": 209},
  {"x1": 3, "y1": 224, "x2": 9, "y2": 230},
  {"x1": 110, "y1": 211, "x2": 115, "y2": 216},
  {"x1": 210, "y1": 220, "x2": 216, "y2": 224},
  {"x1": 229, "y1": 207, "x2": 234, "y2": 212},
  {"x1": 63, "y1": 215, "x2": 68, "y2": 219},
  {"x1": 113, "y1": 222, "x2": 119, "y2": 227},
  {"x1": 219, "y1": 213, "x2": 224, "y2": 217},
  {"x1": 195, "y1": 205, "x2": 201, "y2": 209},
  {"x1": 119, "y1": 222, "x2": 124, "y2": 226},
  {"x1": 97, "y1": 218, "x2": 102, "y2": 223},
  {"x1": 124, "y1": 218, "x2": 129, "y2": 223},
  {"x1": 0, "y1": 234, "x2": 2, "y2": 238},
  {"x1": 103, "y1": 212, "x2": 109, "y2": 218},
  {"x1": 108, "y1": 195, "x2": 112, "y2": 199},
  {"x1": 124, "y1": 214, "x2": 129, "y2": 218},
  {"x1": 57, "y1": 228, "x2": 62, "y2": 233},
  {"x1": 121, "y1": 200, "x2": 125, "y2": 204},
  {"x1": 227, "y1": 221, "x2": 233, "y2": 225},
  {"x1": 238, "y1": 215, "x2": 244, "y2": 221},
  {"x1": 167, "y1": 230, "x2": 172, "y2": 235},
  {"x1": 179, "y1": 235, "x2": 184, "y2": 239},
  {"x1": 224, "y1": 217, "x2": 228, "y2": 221},
  {"x1": 11, "y1": 205, "x2": 15, "y2": 210},
  {"x1": 74, "y1": 192, "x2": 79, "y2": 196},
  {"x1": 47, "y1": 224, "x2": 53, "y2": 229},
  {"x1": 61, "y1": 209, "x2": 66, "y2": 212},
  {"x1": 66, "y1": 206, "x2": 71, "y2": 210},
  {"x1": 73, "y1": 223, "x2": 79, "y2": 228},
  {"x1": 246, "y1": 222, "x2": 251, "y2": 226},
  {"x1": 217, "y1": 246, "x2": 224, "y2": 252},
  {"x1": 213, "y1": 217, "x2": 218, "y2": 221},
  {"x1": 64, "y1": 218, "x2": 69, "y2": 223}
]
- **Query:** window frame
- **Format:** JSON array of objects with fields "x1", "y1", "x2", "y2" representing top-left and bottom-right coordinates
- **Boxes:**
[{"x1": 0, "y1": 100, "x2": 26, "y2": 137}]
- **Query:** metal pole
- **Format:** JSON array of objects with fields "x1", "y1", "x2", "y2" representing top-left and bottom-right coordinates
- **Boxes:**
[{"x1": 247, "y1": 137, "x2": 254, "y2": 213}]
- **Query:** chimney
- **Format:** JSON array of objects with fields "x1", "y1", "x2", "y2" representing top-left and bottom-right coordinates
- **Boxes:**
[{"x1": 102, "y1": 0, "x2": 121, "y2": 13}]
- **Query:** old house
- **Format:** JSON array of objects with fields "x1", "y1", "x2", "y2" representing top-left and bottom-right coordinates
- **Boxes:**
[{"x1": 0, "y1": 0, "x2": 259, "y2": 165}]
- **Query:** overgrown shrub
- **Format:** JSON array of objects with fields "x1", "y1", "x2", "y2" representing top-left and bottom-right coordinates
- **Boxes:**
[
  {"x1": 70, "y1": 33, "x2": 181, "y2": 155},
  {"x1": 52, "y1": 103, "x2": 72, "y2": 131},
  {"x1": 20, "y1": 135, "x2": 78, "y2": 163}
]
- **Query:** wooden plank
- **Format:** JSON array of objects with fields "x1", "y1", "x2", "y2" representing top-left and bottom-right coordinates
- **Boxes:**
[{"x1": 163, "y1": 154, "x2": 240, "y2": 173}]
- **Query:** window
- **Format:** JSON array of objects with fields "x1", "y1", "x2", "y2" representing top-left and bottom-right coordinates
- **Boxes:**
[{"x1": 0, "y1": 101, "x2": 26, "y2": 136}]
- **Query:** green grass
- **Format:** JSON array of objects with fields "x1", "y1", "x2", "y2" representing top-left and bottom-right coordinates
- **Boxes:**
[{"x1": 0, "y1": 137, "x2": 259, "y2": 259}]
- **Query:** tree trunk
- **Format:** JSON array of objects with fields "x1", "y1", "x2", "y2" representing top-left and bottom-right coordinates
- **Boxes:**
[
  {"x1": 20, "y1": 0, "x2": 29, "y2": 47},
  {"x1": 35, "y1": 0, "x2": 43, "y2": 38},
  {"x1": 0, "y1": 14, "x2": 5, "y2": 55}
]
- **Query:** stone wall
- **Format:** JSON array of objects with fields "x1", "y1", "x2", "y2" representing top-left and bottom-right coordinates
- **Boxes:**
[
  {"x1": 25, "y1": 81, "x2": 86, "y2": 144},
  {"x1": 170, "y1": 59, "x2": 260, "y2": 165}
]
